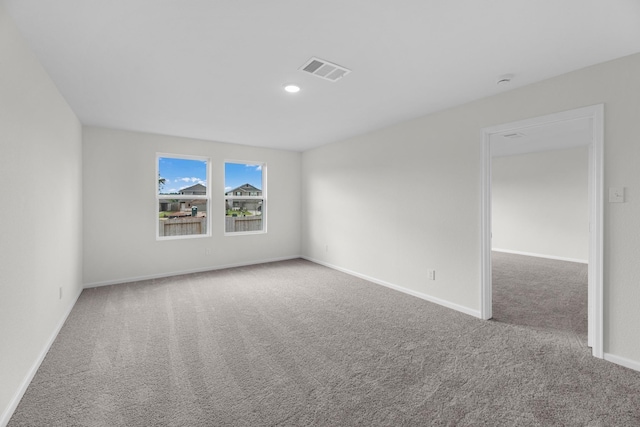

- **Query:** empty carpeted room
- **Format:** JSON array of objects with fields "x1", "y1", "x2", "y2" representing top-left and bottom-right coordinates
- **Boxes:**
[{"x1": 2, "y1": 1, "x2": 640, "y2": 426}]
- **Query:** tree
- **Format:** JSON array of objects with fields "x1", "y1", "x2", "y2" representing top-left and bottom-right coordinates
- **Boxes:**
[{"x1": 158, "y1": 175, "x2": 166, "y2": 191}]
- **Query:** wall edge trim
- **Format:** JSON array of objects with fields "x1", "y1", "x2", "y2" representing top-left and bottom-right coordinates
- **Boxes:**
[
  {"x1": 302, "y1": 256, "x2": 481, "y2": 319},
  {"x1": 83, "y1": 255, "x2": 301, "y2": 288},
  {"x1": 492, "y1": 248, "x2": 588, "y2": 264},
  {"x1": 604, "y1": 353, "x2": 640, "y2": 373}
]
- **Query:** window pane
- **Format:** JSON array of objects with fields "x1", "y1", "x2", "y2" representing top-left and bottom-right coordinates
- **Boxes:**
[
  {"x1": 159, "y1": 199, "x2": 208, "y2": 237},
  {"x1": 225, "y1": 199, "x2": 263, "y2": 232},
  {"x1": 157, "y1": 154, "x2": 209, "y2": 239},
  {"x1": 224, "y1": 161, "x2": 265, "y2": 234},
  {"x1": 224, "y1": 163, "x2": 263, "y2": 196},
  {"x1": 159, "y1": 157, "x2": 207, "y2": 195}
]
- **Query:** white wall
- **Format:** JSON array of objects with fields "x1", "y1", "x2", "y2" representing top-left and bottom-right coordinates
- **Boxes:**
[
  {"x1": 492, "y1": 147, "x2": 589, "y2": 262},
  {"x1": 302, "y1": 52, "x2": 640, "y2": 366},
  {"x1": 82, "y1": 127, "x2": 301, "y2": 286},
  {"x1": 0, "y1": 4, "x2": 83, "y2": 425}
]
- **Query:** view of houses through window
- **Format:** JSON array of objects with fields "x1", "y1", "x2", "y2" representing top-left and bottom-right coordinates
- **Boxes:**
[
  {"x1": 157, "y1": 156, "x2": 265, "y2": 238},
  {"x1": 225, "y1": 162, "x2": 265, "y2": 233},
  {"x1": 157, "y1": 155, "x2": 210, "y2": 238}
]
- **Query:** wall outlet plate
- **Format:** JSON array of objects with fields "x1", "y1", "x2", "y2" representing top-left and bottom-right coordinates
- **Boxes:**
[{"x1": 609, "y1": 187, "x2": 624, "y2": 203}]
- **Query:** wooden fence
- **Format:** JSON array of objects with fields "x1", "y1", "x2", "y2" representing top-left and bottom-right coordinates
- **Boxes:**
[
  {"x1": 225, "y1": 216, "x2": 262, "y2": 233},
  {"x1": 159, "y1": 217, "x2": 206, "y2": 237}
]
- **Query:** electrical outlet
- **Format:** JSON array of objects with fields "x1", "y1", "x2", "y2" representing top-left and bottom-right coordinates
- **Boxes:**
[
  {"x1": 609, "y1": 187, "x2": 624, "y2": 203},
  {"x1": 59, "y1": 287, "x2": 63, "y2": 299},
  {"x1": 427, "y1": 269, "x2": 436, "y2": 281},
  {"x1": 205, "y1": 248, "x2": 212, "y2": 255}
]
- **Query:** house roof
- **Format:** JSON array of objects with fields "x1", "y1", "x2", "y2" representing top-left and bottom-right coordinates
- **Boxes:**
[
  {"x1": 180, "y1": 183, "x2": 206, "y2": 193},
  {"x1": 226, "y1": 183, "x2": 261, "y2": 195},
  {"x1": 5, "y1": 1, "x2": 640, "y2": 151}
]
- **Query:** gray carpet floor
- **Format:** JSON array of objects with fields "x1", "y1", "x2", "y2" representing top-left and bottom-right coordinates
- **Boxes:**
[
  {"x1": 9, "y1": 257, "x2": 640, "y2": 426},
  {"x1": 492, "y1": 251, "x2": 588, "y2": 348}
]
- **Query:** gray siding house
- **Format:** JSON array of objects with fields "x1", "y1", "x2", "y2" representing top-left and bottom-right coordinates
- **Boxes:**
[
  {"x1": 179, "y1": 183, "x2": 206, "y2": 195},
  {"x1": 225, "y1": 183, "x2": 262, "y2": 212}
]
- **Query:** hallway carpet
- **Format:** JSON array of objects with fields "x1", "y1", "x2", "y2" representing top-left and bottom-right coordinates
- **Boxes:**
[{"x1": 492, "y1": 251, "x2": 588, "y2": 347}]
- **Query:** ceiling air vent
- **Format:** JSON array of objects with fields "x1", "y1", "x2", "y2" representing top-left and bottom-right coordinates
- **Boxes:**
[{"x1": 300, "y1": 57, "x2": 351, "y2": 82}]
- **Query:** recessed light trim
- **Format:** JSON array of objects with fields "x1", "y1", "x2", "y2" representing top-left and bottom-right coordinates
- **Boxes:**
[{"x1": 283, "y1": 84, "x2": 300, "y2": 93}]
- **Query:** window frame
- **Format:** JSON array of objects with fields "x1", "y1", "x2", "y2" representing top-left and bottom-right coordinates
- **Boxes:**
[
  {"x1": 224, "y1": 160, "x2": 267, "y2": 236},
  {"x1": 156, "y1": 153, "x2": 211, "y2": 240}
]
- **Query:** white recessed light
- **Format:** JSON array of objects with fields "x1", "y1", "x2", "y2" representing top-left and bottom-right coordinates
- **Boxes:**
[{"x1": 283, "y1": 84, "x2": 300, "y2": 93}]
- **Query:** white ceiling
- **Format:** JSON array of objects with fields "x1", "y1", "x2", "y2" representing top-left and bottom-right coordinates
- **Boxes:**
[{"x1": 4, "y1": 0, "x2": 640, "y2": 151}]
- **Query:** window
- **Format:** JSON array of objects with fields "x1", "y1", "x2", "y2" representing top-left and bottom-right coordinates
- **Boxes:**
[
  {"x1": 157, "y1": 154, "x2": 210, "y2": 239},
  {"x1": 224, "y1": 161, "x2": 266, "y2": 234}
]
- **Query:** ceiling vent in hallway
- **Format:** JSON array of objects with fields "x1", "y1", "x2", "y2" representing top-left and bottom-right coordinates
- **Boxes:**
[{"x1": 299, "y1": 57, "x2": 351, "y2": 82}]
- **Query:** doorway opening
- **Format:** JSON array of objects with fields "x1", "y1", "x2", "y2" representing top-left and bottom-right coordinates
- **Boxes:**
[{"x1": 480, "y1": 105, "x2": 604, "y2": 358}]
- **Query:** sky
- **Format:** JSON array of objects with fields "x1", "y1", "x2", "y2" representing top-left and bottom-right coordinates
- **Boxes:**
[
  {"x1": 158, "y1": 157, "x2": 262, "y2": 194},
  {"x1": 158, "y1": 157, "x2": 207, "y2": 194},
  {"x1": 225, "y1": 162, "x2": 263, "y2": 193}
]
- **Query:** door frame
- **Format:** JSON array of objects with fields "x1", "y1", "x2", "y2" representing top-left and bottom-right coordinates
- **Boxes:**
[{"x1": 480, "y1": 104, "x2": 604, "y2": 358}]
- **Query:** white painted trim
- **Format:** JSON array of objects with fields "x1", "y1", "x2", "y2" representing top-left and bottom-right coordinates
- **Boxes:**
[
  {"x1": 492, "y1": 248, "x2": 588, "y2": 264},
  {"x1": 481, "y1": 104, "x2": 604, "y2": 359},
  {"x1": 604, "y1": 353, "x2": 640, "y2": 373},
  {"x1": 83, "y1": 255, "x2": 300, "y2": 288},
  {"x1": 223, "y1": 229, "x2": 267, "y2": 237},
  {"x1": 587, "y1": 144, "x2": 594, "y2": 349},
  {"x1": 303, "y1": 256, "x2": 481, "y2": 319},
  {"x1": 480, "y1": 130, "x2": 492, "y2": 320},
  {"x1": 0, "y1": 288, "x2": 82, "y2": 427},
  {"x1": 590, "y1": 104, "x2": 605, "y2": 358}
]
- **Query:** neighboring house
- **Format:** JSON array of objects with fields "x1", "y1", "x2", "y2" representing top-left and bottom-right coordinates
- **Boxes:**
[
  {"x1": 225, "y1": 183, "x2": 262, "y2": 197},
  {"x1": 225, "y1": 183, "x2": 262, "y2": 212},
  {"x1": 159, "y1": 184, "x2": 207, "y2": 212},
  {"x1": 179, "y1": 183, "x2": 206, "y2": 195},
  {"x1": 159, "y1": 200, "x2": 207, "y2": 214},
  {"x1": 159, "y1": 183, "x2": 207, "y2": 213}
]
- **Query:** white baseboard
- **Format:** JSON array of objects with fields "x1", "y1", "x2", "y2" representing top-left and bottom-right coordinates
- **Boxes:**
[
  {"x1": 492, "y1": 248, "x2": 588, "y2": 264},
  {"x1": 302, "y1": 256, "x2": 481, "y2": 319},
  {"x1": 83, "y1": 256, "x2": 301, "y2": 288},
  {"x1": 0, "y1": 288, "x2": 82, "y2": 427},
  {"x1": 604, "y1": 353, "x2": 640, "y2": 373}
]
